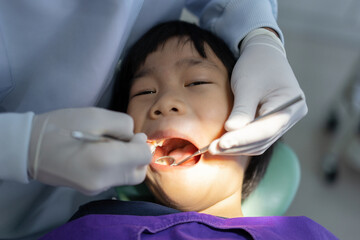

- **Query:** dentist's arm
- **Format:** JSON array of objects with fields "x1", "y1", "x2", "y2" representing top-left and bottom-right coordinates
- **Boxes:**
[
  {"x1": 1, "y1": 108, "x2": 151, "y2": 195},
  {"x1": 209, "y1": 28, "x2": 307, "y2": 155}
]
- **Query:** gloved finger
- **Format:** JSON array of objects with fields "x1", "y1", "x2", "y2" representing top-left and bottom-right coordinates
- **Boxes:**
[
  {"x1": 259, "y1": 94, "x2": 307, "y2": 126},
  {"x1": 208, "y1": 139, "x2": 221, "y2": 155},
  {"x1": 43, "y1": 107, "x2": 135, "y2": 141},
  {"x1": 208, "y1": 137, "x2": 264, "y2": 154},
  {"x1": 218, "y1": 113, "x2": 290, "y2": 149},
  {"x1": 100, "y1": 110, "x2": 135, "y2": 141},
  {"x1": 131, "y1": 132, "x2": 148, "y2": 143},
  {"x1": 103, "y1": 150, "x2": 149, "y2": 188},
  {"x1": 209, "y1": 136, "x2": 267, "y2": 155},
  {"x1": 77, "y1": 141, "x2": 151, "y2": 194},
  {"x1": 228, "y1": 143, "x2": 272, "y2": 156},
  {"x1": 225, "y1": 67, "x2": 260, "y2": 131},
  {"x1": 225, "y1": 112, "x2": 254, "y2": 132},
  {"x1": 123, "y1": 164, "x2": 148, "y2": 186},
  {"x1": 225, "y1": 89, "x2": 259, "y2": 131},
  {"x1": 122, "y1": 137, "x2": 152, "y2": 166},
  {"x1": 216, "y1": 133, "x2": 279, "y2": 156}
]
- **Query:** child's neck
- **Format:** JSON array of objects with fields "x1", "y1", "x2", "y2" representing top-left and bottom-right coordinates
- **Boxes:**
[{"x1": 199, "y1": 189, "x2": 243, "y2": 218}]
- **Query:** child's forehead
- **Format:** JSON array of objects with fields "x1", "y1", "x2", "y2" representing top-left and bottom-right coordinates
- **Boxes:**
[
  {"x1": 141, "y1": 37, "x2": 224, "y2": 70},
  {"x1": 133, "y1": 43, "x2": 226, "y2": 83},
  {"x1": 157, "y1": 37, "x2": 205, "y2": 56}
]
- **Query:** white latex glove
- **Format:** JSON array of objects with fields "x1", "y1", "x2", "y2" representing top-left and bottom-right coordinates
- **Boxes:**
[
  {"x1": 209, "y1": 28, "x2": 308, "y2": 155},
  {"x1": 28, "y1": 107, "x2": 151, "y2": 195}
]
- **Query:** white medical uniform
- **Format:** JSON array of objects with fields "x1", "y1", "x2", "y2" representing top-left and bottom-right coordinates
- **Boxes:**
[{"x1": 0, "y1": 0, "x2": 281, "y2": 238}]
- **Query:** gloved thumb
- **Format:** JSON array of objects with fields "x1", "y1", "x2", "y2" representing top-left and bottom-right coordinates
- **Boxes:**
[
  {"x1": 225, "y1": 94, "x2": 258, "y2": 131},
  {"x1": 132, "y1": 132, "x2": 148, "y2": 143},
  {"x1": 225, "y1": 113, "x2": 253, "y2": 131}
]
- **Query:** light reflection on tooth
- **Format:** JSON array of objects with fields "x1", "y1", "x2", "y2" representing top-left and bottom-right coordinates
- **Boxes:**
[
  {"x1": 155, "y1": 139, "x2": 165, "y2": 147},
  {"x1": 147, "y1": 141, "x2": 156, "y2": 154},
  {"x1": 147, "y1": 139, "x2": 165, "y2": 155}
]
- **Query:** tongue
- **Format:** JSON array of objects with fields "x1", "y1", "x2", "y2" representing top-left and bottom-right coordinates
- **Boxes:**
[
  {"x1": 167, "y1": 144, "x2": 197, "y2": 162},
  {"x1": 153, "y1": 139, "x2": 198, "y2": 164}
]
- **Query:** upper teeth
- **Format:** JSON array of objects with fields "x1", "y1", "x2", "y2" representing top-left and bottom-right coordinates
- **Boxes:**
[{"x1": 147, "y1": 139, "x2": 165, "y2": 154}]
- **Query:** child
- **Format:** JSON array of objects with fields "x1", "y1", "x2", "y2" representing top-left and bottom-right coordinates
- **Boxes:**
[
  {"x1": 40, "y1": 21, "x2": 337, "y2": 239},
  {"x1": 112, "y1": 20, "x2": 273, "y2": 208}
]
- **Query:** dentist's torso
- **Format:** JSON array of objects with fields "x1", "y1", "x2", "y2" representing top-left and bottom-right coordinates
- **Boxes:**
[{"x1": 0, "y1": 0, "x2": 184, "y2": 114}]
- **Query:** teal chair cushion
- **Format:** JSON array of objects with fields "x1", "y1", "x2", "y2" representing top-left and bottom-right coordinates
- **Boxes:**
[
  {"x1": 116, "y1": 142, "x2": 301, "y2": 217},
  {"x1": 242, "y1": 142, "x2": 301, "y2": 216}
]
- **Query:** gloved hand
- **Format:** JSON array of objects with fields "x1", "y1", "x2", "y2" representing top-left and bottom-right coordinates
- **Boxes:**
[
  {"x1": 28, "y1": 107, "x2": 151, "y2": 195},
  {"x1": 209, "y1": 28, "x2": 308, "y2": 155}
]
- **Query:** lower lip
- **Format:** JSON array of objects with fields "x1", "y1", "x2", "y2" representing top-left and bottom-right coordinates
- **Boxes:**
[{"x1": 149, "y1": 156, "x2": 200, "y2": 171}]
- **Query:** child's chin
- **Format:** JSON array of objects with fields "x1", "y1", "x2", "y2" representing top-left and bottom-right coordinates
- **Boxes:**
[
  {"x1": 158, "y1": 197, "x2": 201, "y2": 212},
  {"x1": 150, "y1": 183, "x2": 209, "y2": 211}
]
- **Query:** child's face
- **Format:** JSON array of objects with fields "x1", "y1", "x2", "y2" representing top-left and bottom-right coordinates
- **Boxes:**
[{"x1": 127, "y1": 37, "x2": 249, "y2": 217}]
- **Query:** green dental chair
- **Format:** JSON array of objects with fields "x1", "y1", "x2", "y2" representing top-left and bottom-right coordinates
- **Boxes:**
[
  {"x1": 116, "y1": 142, "x2": 301, "y2": 217},
  {"x1": 242, "y1": 142, "x2": 301, "y2": 216}
]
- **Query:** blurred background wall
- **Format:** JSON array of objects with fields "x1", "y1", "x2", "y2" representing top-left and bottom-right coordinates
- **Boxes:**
[{"x1": 278, "y1": 1, "x2": 360, "y2": 240}]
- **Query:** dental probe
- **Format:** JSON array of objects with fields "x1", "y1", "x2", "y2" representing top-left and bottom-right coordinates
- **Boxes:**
[
  {"x1": 171, "y1": 95, "x2": 303, "y2": 166},
  {"x1": 71, "y1": 131, "x2": 128, "y2": 143}
]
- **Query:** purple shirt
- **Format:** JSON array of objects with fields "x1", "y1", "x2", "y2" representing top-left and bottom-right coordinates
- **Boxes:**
[{"x1": 40, "y1": 212, "x2": 338, "y2": 239}]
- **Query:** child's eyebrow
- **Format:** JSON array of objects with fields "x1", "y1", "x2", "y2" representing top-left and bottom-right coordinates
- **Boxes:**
[
  {"x1": 133, "y1": 67, "x2": 154, "y2": 80},
  {"x1": 175, "y1": 58, "x2": 220, "y2": 71},
  {"x1": 133, "y1": 58, "x2": 220, "y2": 81}
]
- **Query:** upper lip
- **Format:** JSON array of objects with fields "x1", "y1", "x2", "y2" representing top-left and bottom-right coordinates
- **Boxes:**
[{"x1": 147, "y1": 129, "x2": 199, "y2": 149}]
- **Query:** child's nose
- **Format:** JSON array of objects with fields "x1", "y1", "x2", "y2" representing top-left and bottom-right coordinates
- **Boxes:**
[{"x1": 149, "y1": 93, "x2": 187, "y2": 119}]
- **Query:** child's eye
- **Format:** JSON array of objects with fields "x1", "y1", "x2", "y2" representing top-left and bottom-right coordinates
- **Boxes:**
[
  {"x1": 133, "y1": 90, "x2": 156, "y2": 97},
  {"x1": 185, "y1": 81, "x2": 211, "y2": 87}
]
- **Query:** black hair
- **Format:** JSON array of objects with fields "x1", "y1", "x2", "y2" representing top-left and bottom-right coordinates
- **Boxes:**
[{"x1": 110, "y1": 20, "x2": 273, "y2": 201}]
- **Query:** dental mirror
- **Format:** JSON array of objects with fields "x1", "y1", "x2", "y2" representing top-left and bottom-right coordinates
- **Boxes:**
[{"x1": 154, "y1": 156, "x2": 175, "y2": 165}]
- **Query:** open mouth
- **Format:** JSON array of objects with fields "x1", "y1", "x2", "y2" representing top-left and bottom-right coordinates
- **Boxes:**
[{"x1": 149, "y1": 138, "x2": 200, "y2": 166}]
